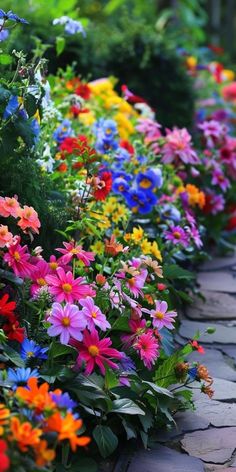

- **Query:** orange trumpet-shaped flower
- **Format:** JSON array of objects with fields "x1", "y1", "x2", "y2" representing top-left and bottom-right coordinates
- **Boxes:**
[
  {"x1": 16, "y1": 377, "x2": 56, "y2": 413},
  {"x1": 0, "y1": 404, "x2": 10, "y2": 436},
  {"x1": 9, "y1": 417, "x2": 42, "y2": 452},
  {"x1": 34, "y1": 439, "x2": 56, "y2": 467},
  {"x1": 46, "y1": 412, "x2": 90, "y2": 452}
]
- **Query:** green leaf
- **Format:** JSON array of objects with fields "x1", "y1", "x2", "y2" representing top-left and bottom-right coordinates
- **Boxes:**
[
  {"x1": 142, "y1": 381, "x2": 173, "y2": 398},
  {"x1": 111, "y1": 398, "x2": 145, "y2": 415},
  {"x1": 56, "y1": 36, "x2": 66, "y2": 56},
  {"x1": 49, "y1": 342, "x2": 76, "y2": 359},
  {"x1": 4, "y1": 345, "x2": 24, "y2": 367},
  {"x1": 24, "y1": 94, "x2": 38, "y2": 117},
  {"x1": 70, "y1": 458, "x2": 97, "y2": 472},
  {"x1": 93, "y1": 425, "x2": 118, "y2": 458},
  {"x1": 121, "y1": 419, "x2": 137, "y2": 440},
  {"x1": 105, "y1": 368, "x2": 119, "y2": 389},
  {"x1": 163, "y1": 264, "x2": 195, "y2": 280},
  {"x1": 0, "y1": 54, "x2": 12, "y2": 65},
  {"x1": 0, "y1": 269, "x2": 23, "y2": 286}
]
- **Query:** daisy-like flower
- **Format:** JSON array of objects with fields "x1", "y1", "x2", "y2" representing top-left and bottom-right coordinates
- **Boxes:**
[
  {"x1": 17, "y1": 205, "x2": 41, "y2": 234},
  {"x1": 162, "y1": 127, "x2": 199, "y2": 165},
  {"x1": 211, "y1": 168, "x2": 230, "y2": 192},
  {"x1": 164, "y1": 225, "x2": 189, "y2": 247},
  {"x1": 56, "y1": 241, "x2": 95, "y2": 266},
  {"x1": 79, "y1": 297, "x2": 110, "y2": 332},
  {"x1": 126, "y1": 269, "x2": 148, "y2": 298},
  {"x1": 148, "y1": 300, "x2": 177, "y2": 330},
  {"x1": 7, "y1": 367, "x2": 39, "y2": 390},
  {"x1": 20, "y1": 339, "x2": 48, "y2": 361},
  {"x1": 4, "y1": 237, "x2": 34, "y2": 278},
  {"x1": 72, "y1": 329, "x2": 122, "y2": 375},
  {"x1": 0, "y1": 294, "x2": 16, "y2": 317},
  {"x1": 0, "y1": 225, "x2": 13, "y2": 248},
  {"x1": 46, "y1": 267, "x2": 95, "y2": 303},
  {"x1": 30, "y1": 260, "x2": 50, "y2": 296},
  {"x1": 47, "y1": 303, "x2": 86, "y2": 345},
  {"x1": 0, "y1": 196, "x2": 20, "y2": 218},
  {"x1": 134, "y1": 331, "x2": 159, "y2": 370}
]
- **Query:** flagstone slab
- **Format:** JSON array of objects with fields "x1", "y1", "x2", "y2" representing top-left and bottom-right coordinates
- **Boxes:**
[
  {"x1": 210, "y1": 378, "x2": 236, "y2": 401},
  {"x1": 185, "y1": 291, "x2": 236, "y2": 320},
  {"x1": 179, "y1": 321, "x2": 236, "y2": 344},
  {"x1": 188, "y1": 349, "x2": 236, "y2": 381},
  {"x1": 194, "y1": 399, "x2": 236, "y2": 427},
  {"x1": 200, "y1": 254, "x2": 236, "y2": 271},
  {"x1": 181, "y1": 427, "x2": 236, "y2": 463},
  {"x1": 221, "y1": 346, "x2": 236, "y2": 363},
  {"x1": 155, "y1": 411, "x2": 210, "y2": 442},
  {"x1": 127, "y1": 444, "x2": 205, "y2": 472},
  {"x1": 197, "y1": 272, "x2": 236, "y2": 293}
]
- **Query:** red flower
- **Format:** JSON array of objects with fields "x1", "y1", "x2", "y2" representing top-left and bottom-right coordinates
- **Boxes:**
[
  {"x1": 0, "y1": 439, "x2": 10, "y2": 472},
  {"x1": 93, "y1": 171, "x2": 112, "y2": 201},
  {"x1": 121, "y1": 85, "x2": 147, "y2": 104},
  {"x1": 58, "y1": 163, "x2": 68, "y2": 173},
  {"x1": 0, "y1": 294, "x2": 16, "y2": 318},
  {"x1": 69, "y1": 106, "x2": 90, "y2": 118},
  {"x1": 3, "y1": 315, "x2": 24, "y2": 343},
  {"x1": 75, "y1": 83, "x2": 91, "y2": 100},
  {"x1": 190, "y1": 340, "x2": 205, "y2": 354},
  {"x1": 120, "y1": 139, "x2": 135, "y2": 156}
]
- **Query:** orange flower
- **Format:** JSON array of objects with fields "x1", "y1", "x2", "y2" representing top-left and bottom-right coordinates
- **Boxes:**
[
  {"x1": 34, "y1": 439, "x2": 55, "y2": 467},
  {"x1": 0, "y1": 404, "x2": 10, "y2": 436},
  {"x1": 105, "y1": 235, "x2": 124, "y2": 256},
  {"x1": 17, "y1": 206, "x2": 41, "y2": 234},
  {"x1": 16, "y1": 377, "x2": 56, "y2": 414},
  {"x1": 9, "y1": 416, "x2": 42, "y2": 452},
  {"x1": 46, "y1": 412, "x2": 90, "y2": 451}
]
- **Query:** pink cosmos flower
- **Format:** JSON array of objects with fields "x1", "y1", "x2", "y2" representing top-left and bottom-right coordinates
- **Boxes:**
[
  {"x1": 56, "y1": 241, "x2": 95, "y2": 266},
  {"x1": 47, "y1": 302, "x2": 86, "y2": 344},
  {"x1": 121, "y1": 318, "x2": 146, "y2": 348},
  {"x1": 162, "y1": 128, "x2": 199, "y2": 165},
  {"x1": 30, "y1": 260, "x2": 50, "y2": 296},
  {"x1": 136, "y1": 118, "x2": 162, "y2": 141},
  {"x1": 0, "y1": 225, "x2": 13, "y2": 248},
  {"x1": 148, "y1": 300, "x2": 177, "y2": 330},
  {"x1": 45, "y1": 267, "x2": 95, "y2": 303},
  {"x1": 126, "y1": 269, "x2": 148, "y2": 298},
  {"x1": 0, "y1": 196, "x2": 20, "y2": 218},
  {"x1": 134, "y1": 331, "x2": 159, "y2": 370},
  {"x1": 79, "y1": 297, "x2": 110, "y2": 331},
  {"x1": 198, "y1": 120, "x2": 227, "y2": 148},
  {"x1": 164, "y1": 225, "x2": 189, "y2": 247},
  {"x1": 211, "y1": 168, "x2": 230, "y2": 192},
  {"x1": 3, "y1": 237, "x2": 34, "y2": 278},
  {"x1": 72, "y1": 329, "x2": 122, "y2": 375},
  {"x1": 17, "y1": 206, "x2": 41, "y2": 234},
  {"x1": 187, "y1": 225, "x2": 203, "y2": 248}
]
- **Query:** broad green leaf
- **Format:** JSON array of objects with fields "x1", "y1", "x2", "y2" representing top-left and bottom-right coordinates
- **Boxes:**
[
  {"x1": 56, "y1": 36, "x2": 66, "y2": 56},
  {"x1": 142, "y1": 381, "x2": 173, "y2": 398},
  {"x1": 4, "y1": 345, "x2": 24, "y2": 367},
  {"x1": 49, "y1": 342, "x2": 76, "y2": 359},
  {"x1": 0, "y1": 54, "x2": 12, "y2": 65},
  {"x1": 93, "y1": 425, "x2": 118, "y2": 458},
  {"x1": 105, "y1": 368, "x2": 119, "y2": 389},
  {"x1": 163, "y1": 264, "x2": 195, "y2": 280},
  {"x1": 111, "y1": 398, "x2": 145, "y2": 415}
]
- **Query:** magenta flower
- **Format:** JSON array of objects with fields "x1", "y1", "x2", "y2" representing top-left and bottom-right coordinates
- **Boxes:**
[
  {"x1": 211, "y1": 168, "x2": 230, "y2": 192},
  {"x1": 148, "y1": 300, "x2": 177, "y2": 330},
  {"x1": 47, "y1": 303, "x2": 86, "y2": 344},
  {"x1": 126, "y1": 269, "x2": 148, "y2": 298},
  {"x1": 79, "y1": 297, "x2": 111, "y2": 332},
  {"x1": 121, "y1": 318, "x2": 146, "y2": 348},
  {"x1": 72, "y1": 329, "x2": 122, "y2": 375},
  {"x1": 30, "y1": 259, "x2": 50, "y2": 296},
  {"x1": 162, "y1": 127, "x2": 199, "y2": 165},
  {"x1": 198, "y1": 120, "x2": 227, "y2": 148},
  {"x1": 46, "y1": 267, "x2": 95, "y2": 303},
  {"x1": 187, "y1": 225, "x2": 203, "y2": 248},
  {"x1": 136, "y1": 118, "x2": 162, "y2": 140},
  {"x1": 3, "y1": 237, "x2": 34, "y2": 278},
  {"x1": 134, "y1": 331, "x2": 159, "y2": 370},
  {"x1": 56, "y1": 241, "x2": 95, "y2": 266},
  {"x1": 164, "y1": 225, "x2": 189, "y2": 247}
]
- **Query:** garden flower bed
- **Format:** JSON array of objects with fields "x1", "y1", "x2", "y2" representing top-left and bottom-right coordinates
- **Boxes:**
[{"x1": 0, "y1": 8, "x2": 236, "y2": 472}]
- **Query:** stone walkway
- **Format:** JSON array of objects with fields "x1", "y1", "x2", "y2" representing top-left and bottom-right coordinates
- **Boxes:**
[{"x1": 114, "y1": 253, "x2": 236, "y2": 472}]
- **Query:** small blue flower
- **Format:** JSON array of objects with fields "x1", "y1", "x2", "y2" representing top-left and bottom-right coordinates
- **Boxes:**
[
  {"x1": 95, "y1": 137, "x2": 118, "y2": 154},
  {"x1": 30, "y1": 118, "x2": 40, "y2": 144},
  {"x1": 161, "y1": 204, "x2": 181, "y2": 223},
  {"x1": 119, "y1": 354, "x2": 136, "y2": 373},
  {"x1": 125, "y1": 189, "x2": 157, "y2": 214},
  {"x1": 51, "y1": 392, "x2": 77, "y2": 411},
  {"x1": 7, "y1": 367, "x2": 39, "y2": 390},
  {"x1": 0, "y1": 29, "x2": 9, "y2": 41},
  {"x1": 0, "y1": 9, "x2": 28, "y2": 24},
  {"x1": 93, "y1": 118, "x2": 117, "y2": 140},
  {"x1": 112, "y1": 177, "x2": 130, "y2": 195},
  {"x1": 53, "y1": 119, "x2": 73, "y2": 143},
  {"x1": 136, "y1": 169, "x2": 163, "y2": 191},
  {"x1": 53, "y1": 16, "x2": 85, "y2": 37},
  {"x1": 3, "y1": 95, "x2": 19, "y2": 120},
  {"x1": 188, "y1": 366, "x2": 198, "y2": 380},
  {"x1": 112, "y1": 171, "x2": 132, "y2": 182},
  {"x1": 21, "y1": 339, "x2": 48, "y2": 361}
]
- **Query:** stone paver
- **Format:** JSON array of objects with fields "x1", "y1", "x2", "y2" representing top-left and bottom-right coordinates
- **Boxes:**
[
  {"x1": 200, "y1": 253, "x2": 236, "y2": 271},
  {"x1": 188, "y1": 349, "x2": 236, "y2": 381},
  {"x1": 221, "y1": 346, "x2": 236, "y2": 363},
  {"x1": 194, "y1": 398, "x2": 236, "y2": 426},
  {"x1": 209, "y1": 378, "x2": 236, "y2": 401},
  {"x1": 197, "y1": 272, "x2": 236, "y2": 293},
  {"x1": 181, "y1": 427, "x2": 236, "y2": 463},
  {"x1": 186, "y1": 291, "x2": 236, "y2": 320},
  {"x1": 179, "y1": 320, "x2": 236, "y2": 344}
]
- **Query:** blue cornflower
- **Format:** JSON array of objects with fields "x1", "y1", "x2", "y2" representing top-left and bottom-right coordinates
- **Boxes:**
[
  {"x1": 53, "y1": 16, "x2": 85, "y2": 37},
  {"x1": 188, "y1": 366, "x2": 198, "y2": 380},
  {"x1": 125, "y1": 189, "x2": 157, "y2": 214},
  {"x1": 114, "y1": 147, "x2": 130, "y2": 161},
  {"x1": 0, "y1": 29, "x2": 9, "y2": 41},
  {"x1": 136, "y1": 169, "x2": 163, "y2": 191},
  {"x1": 3, "y1": 95, "x2": 19, "y2": 120},
  {"x1": 0, "y1": 9, "x2": 28, "y2": 24},
  {"x1": 53, "y1": 119, "x2": 73, "y2": 143},
  {"x1": 112, "y1": 171, "x2": 132, "y2": 182},
  {"x1": 161, "y1": 204, "x2": 181, "y2": 223},
  {"x1": 93, "y1": 118, "x2": 117, "y2": 140},
  {"x1": 7, "y1": 367, "x2": 39, "y2": 390},
  {"x1": 51, "y1": 392, "x2": 77, "y2": 411},
  {"x1": 112, "y1": 177, "x2": 129, "y2": 195},
  {"x1": 21, "y1": 339, "x2": 48, "y2": 361},
  {"x1": 95, "y1": 137, "x2": 118, "y2": 154}
]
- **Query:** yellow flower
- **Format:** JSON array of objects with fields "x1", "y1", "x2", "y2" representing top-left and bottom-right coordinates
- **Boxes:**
[
  {"x1": 131, "y1": 226, "x2": 144, "y2": 242},
  {"x1": 124, "y1": 233, "x2": 132, "y2": 242},
  {"x1": 140, "y1": 238, "x2": 152, "y2": 254},
  {"x1": 114, "y1": 112, "x2": 134, "y2": 139},
  {"x1": 222, "y1": 69, "x2": 235, "y2": 81},
  {"x1": 78, "y1": 112, "x2": 95, "y2": 126},
  {"x1": 98, "y1": 216, "x2": 111, "y2": 230},
  {"x1": 113, "y1": 227, "x2": 122, "y2": 238},
  {"x1": 151, "y1": 241, "x2": 162, "y2": 262},
  {"x1": 90, "y1": 241, "x2": 104, "y2": 255},
  {"x1": 186, "y1": 56, "x2": 197, "y2": 69}
]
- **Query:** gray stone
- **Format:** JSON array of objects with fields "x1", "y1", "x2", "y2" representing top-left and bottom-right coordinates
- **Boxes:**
[
  {"x1": 186, "y1": 291, "x2": 236, "y2": 321},
  {"x1": 197, "y1": 272, "x2": 236, "y2": 293},
  {"x1": 200, "y1": 253, "x2": 236, "y2": 271},
  {"x1": 221, "y1": 346, "x2": 236, "y2": 363},
  {"x1": 194, "y1": 398, "x2": 236, "y2": 427},
  {"x1": 179, "y1": 321, "x2": 236, "y2": 345},
  {"x1": 156, "y1": 411, "x2": 209, "y2": 441},
  {"x1": 188, "y1": 349, "x2": 236, "y2": 381},
  {"x1": 210, "y1": 378, "x2": 236, "y2": 401},
  {"x1": 181, "y1": 427, "x2": 236, "y2": 463},
  {"x1": 127, "y1": 444, "x2": 204, "y2": 472}
]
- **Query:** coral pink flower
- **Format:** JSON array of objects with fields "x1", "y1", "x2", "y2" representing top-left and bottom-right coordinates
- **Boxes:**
[
  {"x1": 134, "y1": 331, "x2": 159, "y2": 369},
  {"x1": 30, "y1": 260, "x2": 50, "y2": 296},
  {"x1": 148, "y1": 300, "x2": 177, "y2": 330},
  {"x1": 47, "y1": 303, "x2": 86, "y2": 345},
  {"x1": 46, "y1": 267, "x2": 95, "y2": 303},
  {"x1": 0, "y1": 196, "x2": 20, "y2": 218},
  {"x1": 73, "y1": 329, "x2": 122, "y2": 375},
  {"x1": 79, "y1": 297, "x2": 110, "y2": 332},
  {"x1": 121, "y1": 318, "x2": 146, "y2": 348},
  {"x1": 17, "y1": 206, "x2": 41, "y2": 234},
  {"x1": 222, "y1": 81, "x2": 236, "y2": 102},
  {"x1": 4, "y1": 238, "x2": 34, "y2": 278},
  {"x1": 162, "y1": 127, "x2": 199, "y2": 165},
  {"x1": 126, "y1": 269, "x2": 148, "y2": 298},
  {"x1": 56, "y1": 241, "x2": 95, "y2": 266},
  {"x1": 0, "y1": 225, "x2": 13, "y2": 248}
]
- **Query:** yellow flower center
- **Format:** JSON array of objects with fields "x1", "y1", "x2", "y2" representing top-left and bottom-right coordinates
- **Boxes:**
[
  {"x1": 70, "y1": 248, "x2": 79, "y2": 254},
  {"x1": 37, "y1": 278, "x2": 46, "y2": 286},
  {"x1": 62, "y1": 317, "x2": 70, "y2": 327},
  {"x1": 49, "y1": 262, "x2": 58, "y2": 270},
  {"x1": 27, "y1": 351, "x2": 35, "y2": 358},
  {"x1": 91, "y1": 311, "x2": 97, "y2": 319},
  {"x1": 139, "y1": 178, "x2": 152, "y2": 189},
  {"x1": 155, "y1": 311, "x2": 164, "y2": 319},
  {"x1": 62, "y1": 283, "x2": 72, "y2": 293},
  {"x1": 128, "y1": 277, "x2": 136, "y2": 287},
  {"x1": 13, "y1": 251, "x2": 21, "y2": 261},
  {"x1": 88, "y1": 345, "x2": 99, "y2": 357},
  {"x1": 173, "y1": 231, "x2": 181, "y2": 239}
]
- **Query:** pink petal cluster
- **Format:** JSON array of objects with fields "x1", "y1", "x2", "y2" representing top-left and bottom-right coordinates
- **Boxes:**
[
  {"x1": 17, "y1": 205, "x2": 41, "y2": 234},
  {"x1": 134, "y1": 331, "x2": 159, "y2": 370},
  {"x1": 148, "y1": 300, "x2": 177, "y2": 330},
  {"x1": 0, "y1": 225, "x2": 13, "y2": 248},
  {"x1": 47, "y1": 302, "x2": 86, "y2": 344},
  {"x1": 4, "y1": 237, "x2": 34, "y2": 278},
  {"x1": 79, "y1": 297, "x2": 110, "y2": 331},
  {"x1": 46, "y1": 267, "x2": 95, "y2": 303},
  {"x1": 0, "y1": 196, "x2": 20, "y2": 218},
  {"x1": 162, "y1": 127, "x2": 199, "y2": 165},
  {"x1": 56, "y1": 241, "x2": 95, "y2": 266}
]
